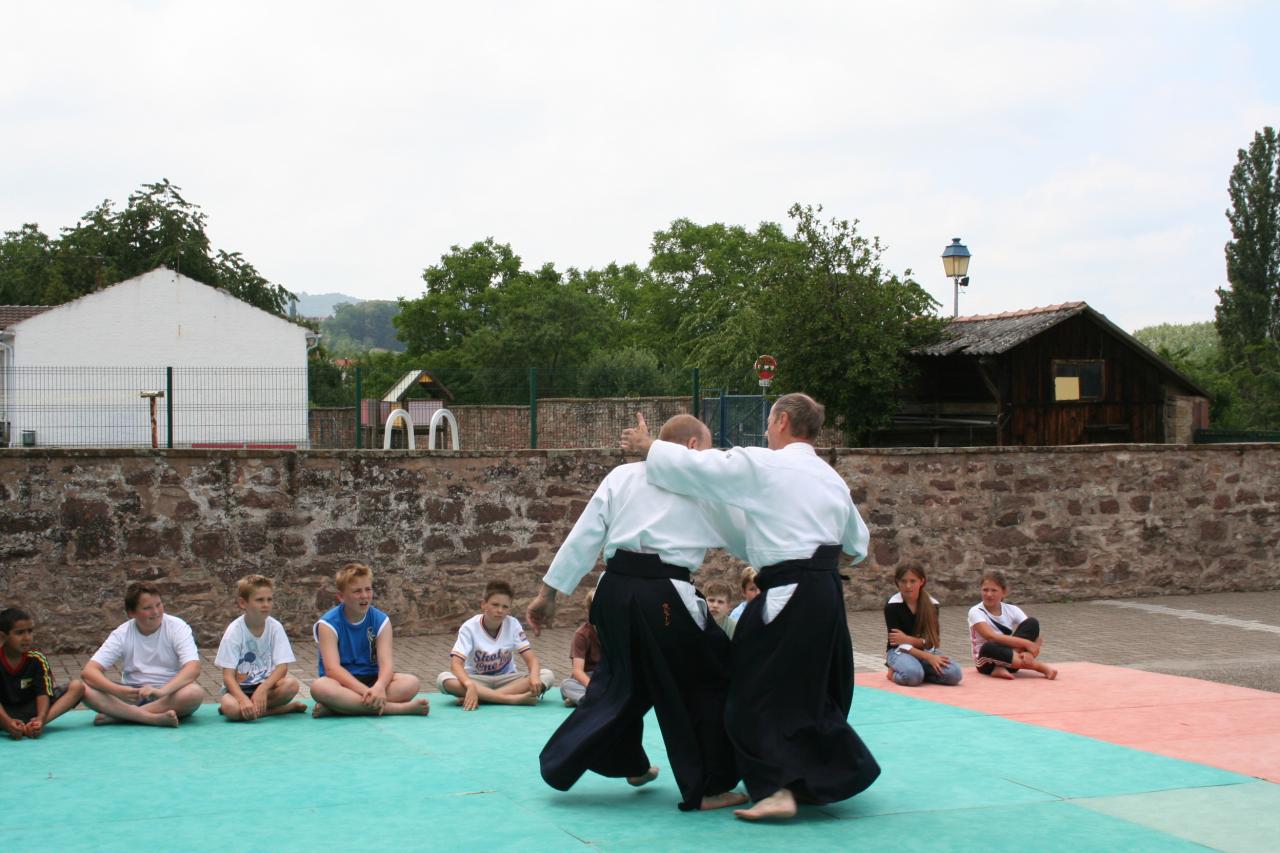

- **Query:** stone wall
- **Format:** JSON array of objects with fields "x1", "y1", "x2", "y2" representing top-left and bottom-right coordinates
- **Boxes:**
[{"x1": 1, "y1": 444, "x2": 1276, "y2": 652}]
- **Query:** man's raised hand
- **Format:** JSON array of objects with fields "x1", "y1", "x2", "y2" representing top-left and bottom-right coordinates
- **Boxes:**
[{"x1": 621, "y1": 412, "x2": 653, "y2": 455}]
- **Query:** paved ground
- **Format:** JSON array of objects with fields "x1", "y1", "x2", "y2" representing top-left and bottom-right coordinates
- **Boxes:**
[{"x1": 40, "y1": 589, "x2": 1280, "y2": 700}]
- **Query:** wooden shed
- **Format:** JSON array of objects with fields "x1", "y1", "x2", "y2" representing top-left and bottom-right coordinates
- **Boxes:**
[{"x1": 875, "y1": 302, "x2": 1210, "y2": 447}]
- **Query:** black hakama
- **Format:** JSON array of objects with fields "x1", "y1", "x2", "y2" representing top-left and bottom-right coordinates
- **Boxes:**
[
  {"x1": 539, "y1": 550, "x2": 739, "y2": 811},
  {"x1": 726, "y1": 545, "x2": 880, "y2": 804}
]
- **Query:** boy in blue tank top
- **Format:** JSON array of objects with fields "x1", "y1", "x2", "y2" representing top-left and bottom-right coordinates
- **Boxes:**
[{"x1": 310, "y1": 563, "x2": 429, "y2": 717}]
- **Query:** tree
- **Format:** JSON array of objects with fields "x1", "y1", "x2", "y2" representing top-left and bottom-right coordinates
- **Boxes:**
[
  {"x1": 322, "y1": 300, "x2": 405, "y2": 354},
  {"x1": 1214, "y1": 127, "x2": 1280, "y2": 428},
  {"x1": 1217, "y1": 127, "x2": 1279, "y2": 361},
  {"x1": 762, "y1": 205, "x2": 943, "y2": 441},
  {"x1": 0, "y1": 180, "x2": 294, "y2": 316}
]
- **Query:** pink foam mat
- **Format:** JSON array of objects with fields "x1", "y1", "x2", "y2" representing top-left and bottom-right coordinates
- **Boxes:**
[{"x1": 856, "y1": 661, "x2": 1280, "y2": 783}]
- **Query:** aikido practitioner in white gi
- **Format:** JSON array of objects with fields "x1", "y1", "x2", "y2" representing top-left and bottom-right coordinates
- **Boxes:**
[
  {"x1": 621, "y1": 392, "x2": 880, "y2": 821},
  {"x1": 526, "y1": 414, "x2": 750, "y2": 812}
]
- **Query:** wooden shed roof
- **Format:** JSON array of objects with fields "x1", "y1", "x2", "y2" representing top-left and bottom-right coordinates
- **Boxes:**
[{"x1": 916, "y1": 301, "x2": 1210, "y2": 397}]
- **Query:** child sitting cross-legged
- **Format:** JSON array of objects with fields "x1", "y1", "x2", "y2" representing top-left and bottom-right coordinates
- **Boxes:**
[
  {"x1": 214, "y1": 574, "x2": 306, "y2": 721},
  {"x1": 310, "y1": 562, "x2": 429, "y2": 717},
  {"x1": 1, "y1": 607, "x2": 85, "y2": 739},
  {"x1": 437, "y1": 580, "x2": 554, "y2": 711},
  {"x1": 559, "y1": 589, "x2": 600, "y2": 707}
]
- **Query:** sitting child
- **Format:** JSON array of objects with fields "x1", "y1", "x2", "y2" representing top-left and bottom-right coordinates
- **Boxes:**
[
  {"x1": 559, "y1": 589, "x2": 600, "y2": 707},
  {"x1": 81, "y1": 581, "x2": 206, "y2": 727},
  {"x1": 968, "y1": 570, "x2": 1057, "y2": 680},
  {"x1": 1, "y1": 607, "x2": 84, "y2": 739},
  {"x1": 725, "y1": 567, "x2": 759, "y2": 639},
  {"x1": 702, "y1": 580, "x2": 734, "y2": 632},
  {"x1": 214, "y1": 575, "x2": 306, "y2": 721},
  {"x1": 438, "y1": 580, "x2": 554, "y2": 710},
  {"x1": 884, "y1": 566, "x2": 962, "y2": 686},
  {"x1": 310, "y1": 562, "x2": 429, "y2": 716}
]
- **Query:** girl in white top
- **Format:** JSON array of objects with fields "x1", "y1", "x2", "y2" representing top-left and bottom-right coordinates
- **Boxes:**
[{"x1": 966, "y1": 570, "x2": 1057, "y2": 680}]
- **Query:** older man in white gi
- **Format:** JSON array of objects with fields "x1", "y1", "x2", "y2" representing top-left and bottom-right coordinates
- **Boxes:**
[
  {"x1": 527, "y1": 414, "x2": 749, "y2": 812},
  {"x1": 621, "y1": 392, "x2": 880, "y2": 821}
]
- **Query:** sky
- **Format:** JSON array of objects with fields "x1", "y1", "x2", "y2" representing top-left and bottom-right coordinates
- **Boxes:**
[{"x1": 3, "y1": 1, "x2": 1278, "y2": 332}]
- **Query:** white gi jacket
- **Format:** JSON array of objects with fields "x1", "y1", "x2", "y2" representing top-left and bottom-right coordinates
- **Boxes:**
[
  {"x1": 644, "y1": 440, "x2": 869, "y2": 622},
  {"x1": 542, "y1": 461, "x2": 748, "y2": 627}
]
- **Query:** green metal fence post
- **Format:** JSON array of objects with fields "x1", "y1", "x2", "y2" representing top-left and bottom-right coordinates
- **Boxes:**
[
  {"x1": 354, "y1": 366, "x2": 363, "y2": 449},
  {"x1": 529, "y1": 367, "x2": 538, "y2": 449},
  {"x1": 165, "y1": 366, "x2": 173, "y2": 448},
  {"x1": 691, "y1": 367, "x2": 700, "y2": 418}
]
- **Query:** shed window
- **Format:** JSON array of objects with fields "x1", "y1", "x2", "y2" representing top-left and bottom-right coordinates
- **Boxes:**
[{"x1": 1053, "y1": 360, "x2": 1103, "y2": 401}]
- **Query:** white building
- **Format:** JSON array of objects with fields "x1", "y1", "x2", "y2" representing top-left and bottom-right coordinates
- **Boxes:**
[{"x1": 0, "y1": 268, "x2": 317, "y2": 448}]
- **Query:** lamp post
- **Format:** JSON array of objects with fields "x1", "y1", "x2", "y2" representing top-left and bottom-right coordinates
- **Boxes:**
[{"x1": 941, "y1": 237, "x2": 971, "y2": 318}]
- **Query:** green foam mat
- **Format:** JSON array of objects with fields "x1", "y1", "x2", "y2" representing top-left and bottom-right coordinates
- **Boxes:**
[{"x1": 0, "y1": 687, "x2": 1269, "y2": 851}]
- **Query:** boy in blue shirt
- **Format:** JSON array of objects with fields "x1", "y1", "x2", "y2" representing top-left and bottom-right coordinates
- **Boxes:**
[{"x1": 310, "y1": 563, "x2": 428, "y2": 717}]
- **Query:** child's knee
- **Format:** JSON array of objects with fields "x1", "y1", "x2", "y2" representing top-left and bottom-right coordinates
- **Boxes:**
[
  {"x1": 893, "y1": 667, "x2": 925, "y2": 687},
  {"x1": 436, "y1": 672, "x2": 459, "y2": 695},
  {"x1": 389, "y1": 673, "x2": 420, "y2": 700}
]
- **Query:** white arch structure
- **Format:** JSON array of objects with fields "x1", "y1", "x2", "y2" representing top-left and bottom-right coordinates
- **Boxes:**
[
  {"x1": 382, "y1": 408, "x2": 415, "y2": 449},
  {"x1": 428, "y1": 408, "x2": 460, "y2": 450}
]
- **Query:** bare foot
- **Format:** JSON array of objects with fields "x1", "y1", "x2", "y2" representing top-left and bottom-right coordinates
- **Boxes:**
[
  {"x1": 274, "y1": 702, "x2": 308, "y2": 715},
  {"x1": 1043, "y1": 666, "x2": 1058, "y2": 680},
  {"x1": 93, "y1": 713, "x2": 115, "y2": 726},
  {"x1": 311, "y1": 702, "x2": 332, "y2": 718},
  {"x1": 734, "y1": 788, "x2": 797, "y2": 821},
  {"x1": 564, "y1": 698, "x2": 573, "y2": 707},
  {"x1": 885, "y1": 669, "x2": 894, "y2": 682},
  {"x1": 627, "y1": 766, "x2": 660, "y2": 787},
  {"x1": 387, "y1": 697, "x2": 430, "y2": 716},
  {"x1": 701, "y1": 791, "x2": 749, "y2": 810},
  {"x1": 517, "y1": 693, "x2": 540, "y2": 706},
  {"x1": 989, "y1": 667, "x2": 1015, "y2": 680},
  {"x1": 151, "y1": 710, "x2": 180, "y2": 728}
]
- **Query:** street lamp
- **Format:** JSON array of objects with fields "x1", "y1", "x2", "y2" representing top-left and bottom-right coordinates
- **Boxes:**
[{"x1": 941, "y1": 237, "x2": 971, "y2": 318}]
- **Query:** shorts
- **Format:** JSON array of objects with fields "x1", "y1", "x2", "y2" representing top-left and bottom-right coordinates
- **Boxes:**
[
  {"x1": 355, "y1": 673, "x2": 379, "y2": 688},
  {"x1": 221, "y1": 682, "x2": 263, "y2": 697},
  {"x1": 2, "y1": 684, "x2": 66, "y2": 721},
  {"x1": 436, "y1": 669, "x2": 555, "y2": 694}
]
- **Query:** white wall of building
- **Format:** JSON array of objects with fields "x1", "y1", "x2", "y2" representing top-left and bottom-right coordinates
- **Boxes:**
[{"x1": 5, "y1": 269, "x2": 312, "y2": 448}]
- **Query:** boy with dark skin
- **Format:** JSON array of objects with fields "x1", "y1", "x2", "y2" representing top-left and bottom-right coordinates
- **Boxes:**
[{"x1": 1, "y1": 608, "x2": 85, "y2": 739}]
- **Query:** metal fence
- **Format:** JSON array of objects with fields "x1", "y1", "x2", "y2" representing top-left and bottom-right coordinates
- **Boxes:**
[
  {"x1": 1193, "y1": 428, "x2": 1280, "y2": 444},
  {"x1": 2, "y1": 367, "x2": 310, "y2": 449},
  {"x1": 0, "y1": 364, "x2": 777, "y2": 451}
]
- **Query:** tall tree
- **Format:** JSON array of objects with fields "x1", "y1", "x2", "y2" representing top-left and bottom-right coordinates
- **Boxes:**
[
  {"x1": 1217, "y1": 127, "x2": 1280, "y2": 362},
  {"x1": 0, "y1": 180, "x2": 294, "y2": 316}
]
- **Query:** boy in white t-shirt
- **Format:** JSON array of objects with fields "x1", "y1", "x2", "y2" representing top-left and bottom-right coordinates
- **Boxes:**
[
  {"x1": 215, "y1": 575, "x2": 307, "y2": 721},
  {"x1": 437, "y1": 580, "x2": 554, "y2": 710},
  {"x1": 81, "y1": 581, "x2": 206, "y2": 727}
]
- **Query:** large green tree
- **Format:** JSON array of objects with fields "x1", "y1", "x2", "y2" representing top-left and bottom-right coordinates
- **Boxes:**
[
  {"x1": 1217, "y1": 127, "x2": 1279, "y2": 359},
  {"x1": 0, "y1": 180, "x2": 293, "y2": 316},
  {"x1": 1213, "y1": 127, "x2": 1280, "y2": 428},
  {"x1": 322, "y1": 300, "x2": 404, "y2": 354}
]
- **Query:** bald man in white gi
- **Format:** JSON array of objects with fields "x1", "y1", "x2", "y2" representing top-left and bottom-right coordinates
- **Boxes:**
[
  {"x1": 527, "y1": 414, "x2": 749, "y2": 812},
  {"x1": 621, "y1": 392, "x2": 880, "y2": 821}
]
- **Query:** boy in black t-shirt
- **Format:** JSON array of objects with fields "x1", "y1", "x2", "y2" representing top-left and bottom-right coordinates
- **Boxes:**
[{"x1": 1, "y1": 607, "x2": 84, "y2": 739}]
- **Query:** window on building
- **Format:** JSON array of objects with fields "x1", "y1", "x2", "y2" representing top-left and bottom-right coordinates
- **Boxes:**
[{"x1": 1053, "y1": 360, "x2": 1104, "y2": 401}]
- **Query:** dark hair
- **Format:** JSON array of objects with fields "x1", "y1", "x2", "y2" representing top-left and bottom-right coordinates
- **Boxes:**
[
  {"x1": 484, "y1": 579, "x2": 515, "y2": 601},
  {"x1": 125, "y1": 581, "x2": 162, "y2": 613},
  {"x1": 772, "y1": 393, "x2": 824, "y2": 439},
  {"x1": 894, "y1": 566, "x2": 939, "y2": 649},
  {"x1": 981, "y1": 570, "x2": 1009, "y2": 591},
  {"x1": 0, "y1": 607, "x2": 32, "y2": 633}
]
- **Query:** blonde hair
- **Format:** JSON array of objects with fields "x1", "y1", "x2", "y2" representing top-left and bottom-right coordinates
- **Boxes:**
[
  {"x1": 739, "y1": 566, "x2": 758, "y2": 591},
  {"x1": 236, "y1": 574, "x2": 273, "y2": 600},
  {"x1": 336, "y1": 562, "x2": 373, "y2": 592}
]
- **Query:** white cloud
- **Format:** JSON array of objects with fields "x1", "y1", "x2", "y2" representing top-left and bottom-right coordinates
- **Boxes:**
[{"x1": 1, "y1": 1, "x2": 1276, "y2": 334}]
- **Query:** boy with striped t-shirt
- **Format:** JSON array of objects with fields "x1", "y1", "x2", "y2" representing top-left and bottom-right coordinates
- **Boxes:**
[
  {"x1": 438, "y1": 579, "x2": 553, "y2": 710},
  {"x1": 1, "y1": 608, "x2": 84, "y2": 738}
]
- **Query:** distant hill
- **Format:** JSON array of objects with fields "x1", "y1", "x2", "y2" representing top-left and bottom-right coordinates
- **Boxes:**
[{"x1": 292, "y1": 291, "x2": 363, "y2": 318}]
